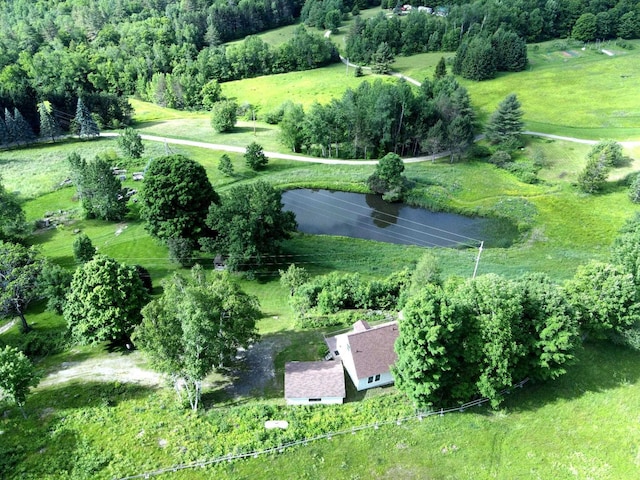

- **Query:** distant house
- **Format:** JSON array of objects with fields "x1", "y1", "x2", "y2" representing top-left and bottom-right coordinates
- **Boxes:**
[
  {"x1": 325, "y1": 320, "x2": 399, "y2": 391},
  {"x1": 213, "y1": 254, "x2": 226, "y2": 270},
  {"x1": 284, "y1": 361, "x2": 346, "y2": 405}
]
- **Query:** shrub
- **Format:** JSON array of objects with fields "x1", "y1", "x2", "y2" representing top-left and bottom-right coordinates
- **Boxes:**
[{"x1": 210, "y1": 100, "x2": 237, "y2": 133}]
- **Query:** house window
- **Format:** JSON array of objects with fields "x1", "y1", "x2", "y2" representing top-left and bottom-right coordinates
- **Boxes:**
[
  {"x1": 367, "y1": 376, "x2": 374, "y2": 383},
  {"x1": 375, "y1": 374, "x2": 380, "y2": 381},
  {"x1": 309, "y1": 398, "x2": 321, "y2": 402}
]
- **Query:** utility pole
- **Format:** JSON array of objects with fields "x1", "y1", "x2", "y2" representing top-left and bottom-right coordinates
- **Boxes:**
[{"x1": 472, "y1": 240, "x2": 484, "y2": 278}]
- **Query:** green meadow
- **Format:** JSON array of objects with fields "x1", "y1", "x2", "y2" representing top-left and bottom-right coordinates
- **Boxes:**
[{"x1": 1, "y1": 26, "x2": 640, "y2": 480}]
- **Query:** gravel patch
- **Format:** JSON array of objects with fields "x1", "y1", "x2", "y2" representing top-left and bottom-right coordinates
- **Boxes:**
[{"x1": 223, "y1": 335, "x2": 291, "y2": 398}]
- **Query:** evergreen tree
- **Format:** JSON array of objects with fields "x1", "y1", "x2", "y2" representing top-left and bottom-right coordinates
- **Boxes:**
[
  {"x1": 3, "y1": 108, "x2": 16, "y2": 144},
  {"x1": 0, "y1": 116, "x2": 8, "y2": 148},
  {"x1": 38, "y1": 101, "x2": 60, "y2": 143},
  {"x1": 371, "y1": 42, "x2": 394, "y2": 75},
  {"x1": 218, "y1": 154, "x2": 234, "y2": 176},
  {"x1": 485, "y1": 94, "x2": 525, "y2": 148},
  {"x1": 434, "y1": 56, "x2": 447, "y2": 79},
  {"x1": 13, "y1": 108, "x2": 36, "y2": 145},
  {"x1": 75, "y1": 98, "x2": 100, "y2": 138},
  {"x1": 73, "y1": 233, "x2": 97, "y2": 263},
  {"x1": 244, "y1": 142, "x2": 269, "y2": 170},
  {"x1": 117, "y1": 127, "x2": 144, "y2": 159}
]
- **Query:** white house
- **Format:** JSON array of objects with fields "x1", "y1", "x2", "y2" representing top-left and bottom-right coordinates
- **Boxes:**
[
  {"x1": 326, "y1": 320, "x2": 399, "y2": 391},
  {"x1": 284, "y1": 361, "x2": 346, "y2": 405}
]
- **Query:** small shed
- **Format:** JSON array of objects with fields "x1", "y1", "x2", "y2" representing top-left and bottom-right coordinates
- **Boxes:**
[{"x1": 285, "y1": 361, "x2": 346, "y2": 405}]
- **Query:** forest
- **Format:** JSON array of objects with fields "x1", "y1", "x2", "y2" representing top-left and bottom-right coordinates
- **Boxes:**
[{"x1": 1, "y1": 0, "x2": 639, "y2": 135}]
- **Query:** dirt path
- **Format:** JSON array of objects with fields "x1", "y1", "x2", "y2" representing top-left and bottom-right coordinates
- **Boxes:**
[
  {"x1": 101, "y1": 128, "x2": 640, "y2": 167},
  {"x1": 39, "y1": 352, "x2": 163, "y2": 388},
  {"x1": 38, "y1": 336, "x2": 290, "y2": 399}
]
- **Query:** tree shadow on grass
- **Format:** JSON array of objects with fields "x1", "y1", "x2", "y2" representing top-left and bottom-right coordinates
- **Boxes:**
[
  {"x1": 233, "y1": 126, "x2": 272, "y2": 135},
  {"x1": 29, "y1": 380, "x2": 156, "y2": 411},
  {"x1": 500, "y1": 341, "x2": 640, "y2": 413}
]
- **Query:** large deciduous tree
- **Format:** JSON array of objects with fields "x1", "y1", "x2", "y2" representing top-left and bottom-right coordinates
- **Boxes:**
[
  {"x1": 201, "y1": 181, "x2": 296, "y2": 271},
  {"x1": 210, "y1": 99, "x2": 238, "y2": 133},
  {"x1": 564, "y1": 261, "x2": 640, "y2": 339},
  {"x1": 572, "y1": 13, "x2": 598, "y2": 41},
  {"x1": 485, "y1": 94, "x2": 524, "y2": 148},
  {"x1": 73, "y1": 233, "x2": 96, "y2": 263},
  {"x1": 0, "y1": 346, "x2": 40, "y2": 418},
  {"x1": 393, "y1": 283, "x2": 463, "y2": 407},
  {"x1": 0, "y1": 241, "x2": 44, "y2": 333},
  {"x1": 367, "y1": 152, "x2": 406, "y2": 201},
  {"x1": 64, "y1": 255, "x2": 149, "y2": 345},
  {"x1": 394, "y1": 273, "x2": 579, "y2": 408},
  {"x1": 139, "y1": 154, "x2": 219, "y2": 245},
  {"x1": 133, "y1": 266, "x2": 261, "y2": 410},
  {"x1": 278, "y1": 102, "x2": 306, "y2": 153}
]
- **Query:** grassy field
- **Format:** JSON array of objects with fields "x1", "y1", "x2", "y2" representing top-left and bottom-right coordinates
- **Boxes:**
[
  {"x1": 2, "y1": 29, "x2": 640, "y2": 480},
  {"x1": 395, "y1": 39, "x2": 640, "y2": 138},
  {"x1": 1, "y1": 341, "x2": 638, "y2": 479}
]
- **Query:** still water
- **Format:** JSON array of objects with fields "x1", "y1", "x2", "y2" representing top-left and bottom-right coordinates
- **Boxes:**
[{"x1": 282, "y1": 189, "x2": 517, "y2": 248}]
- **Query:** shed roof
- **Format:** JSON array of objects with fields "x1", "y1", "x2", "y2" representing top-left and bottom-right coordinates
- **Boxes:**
[{"x1": 285, "y1": 361, "x2": 346, "y2": 399}]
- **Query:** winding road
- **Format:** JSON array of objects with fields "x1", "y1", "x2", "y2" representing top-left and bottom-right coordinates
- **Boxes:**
[{"x1": 100, "y1": 130, "x2": 640, "y2": 167}]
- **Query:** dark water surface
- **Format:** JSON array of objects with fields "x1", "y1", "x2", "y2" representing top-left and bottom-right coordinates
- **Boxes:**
[{"x1": 282, "y1": 189, "x2": 518, "y2": 248}]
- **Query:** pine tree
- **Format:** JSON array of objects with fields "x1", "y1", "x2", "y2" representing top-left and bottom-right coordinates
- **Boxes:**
[
  {"x1": 4, "y1": 108, "x2": 16, "y2": 144},
  {"x1": 485, "y1": 94, "x2": 524, "y2": 148},
  {"x1": 13, "y1": 108, "x2": 36, "y2": 145},
  {"x1": 434, "y1": 56, "x2": 447, "y2": 79},
  {"x1": 0, "y1": 115, "x2": 8, "y2": 148},
  {"x1": 371, "y1": 42, "x2": 394, "y2": 75},
  {"x1": 75, "y1": 98, "x2": 100, "y2": 139},
  {"x1": 38, "y1": 101, "x2": 61, "y2": 142},
  {"x1": 218, "y1": 154, "x2": 234, "y2": 176}
]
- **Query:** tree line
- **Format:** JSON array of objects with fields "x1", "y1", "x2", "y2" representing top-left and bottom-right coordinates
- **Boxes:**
[
  {"x1": 0, "y1": 98, "x2": 100, "y2": 150},
  {"x1": 277, "y1": 76, "x2": 475, "y2": 159},
  {"x1": 143, "y1": 27, "x2": 338, "y2": 110}
]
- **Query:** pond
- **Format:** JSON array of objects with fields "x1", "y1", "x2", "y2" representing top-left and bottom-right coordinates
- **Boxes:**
[{"x1": 281, "y1": 189, "x2": 518, "y2": 248}]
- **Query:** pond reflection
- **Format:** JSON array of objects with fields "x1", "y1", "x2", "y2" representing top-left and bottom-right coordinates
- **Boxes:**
[{"x1": 282, "y1": 189, "x2": 518, "y2": 248}]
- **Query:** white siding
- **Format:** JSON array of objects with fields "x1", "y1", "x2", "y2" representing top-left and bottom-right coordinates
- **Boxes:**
[
  {"x1": 286, "y1": 397, "x2": 344, "y2": 405},
  {"x1": 335, "y1": 333, "x2": 359, "y2": 387},
  {"x1": 355, "y1": 371, "x2": 395, "y2": 391}
]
